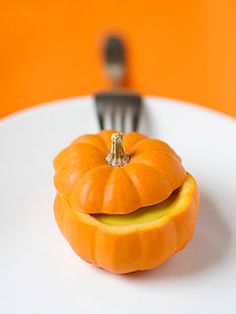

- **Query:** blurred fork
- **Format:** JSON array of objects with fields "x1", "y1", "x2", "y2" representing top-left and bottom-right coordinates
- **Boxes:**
[{"x1": 95, "y1": 35, "x2": 142, "y2": 132}]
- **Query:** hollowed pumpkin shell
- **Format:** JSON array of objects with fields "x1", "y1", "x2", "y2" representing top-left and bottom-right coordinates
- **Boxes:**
[{"x1": 54, "y1": 174, "x2": 199, "y2": 274}]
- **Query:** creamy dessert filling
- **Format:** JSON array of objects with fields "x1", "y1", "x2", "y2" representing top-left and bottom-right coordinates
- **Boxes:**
[{"x1": 92, "y1": 187, "x2": 180, "y2": 226}]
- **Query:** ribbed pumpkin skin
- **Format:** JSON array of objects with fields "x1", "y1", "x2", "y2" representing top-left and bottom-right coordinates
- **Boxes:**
[
  {"x1": 54, "y1": 130, "x2": 186, "y2": 215},
  {"x1": 54, "y1": 174, "x2": 199, "y2": 274}
]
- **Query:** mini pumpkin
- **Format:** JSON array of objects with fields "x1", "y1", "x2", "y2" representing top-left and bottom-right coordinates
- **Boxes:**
[
  {"x1": 53, "y1": 131, "x2": 199, "y2": 274},
  {"x1": 54, "y1": 130, "x2": 186, "y2": 214}
]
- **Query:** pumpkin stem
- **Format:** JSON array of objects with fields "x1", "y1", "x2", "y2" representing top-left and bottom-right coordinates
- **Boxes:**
[{"x1": 106, "y1": 132, "x2": 129, "y2": 167}]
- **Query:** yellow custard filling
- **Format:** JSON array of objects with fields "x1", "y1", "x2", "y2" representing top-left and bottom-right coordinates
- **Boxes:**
[{"x1": 92, "y1": 187, "x2": 180, "y2": 227}]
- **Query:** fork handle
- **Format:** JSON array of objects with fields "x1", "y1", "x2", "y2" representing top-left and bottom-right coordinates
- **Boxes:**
[{"x1": 103, "y1": 36, "x2": 126, "y2": 89}]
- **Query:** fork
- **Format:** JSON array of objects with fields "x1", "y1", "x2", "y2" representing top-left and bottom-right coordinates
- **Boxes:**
[{"x1": 95, "y1": 35, "x2": 142, "y2": 132}]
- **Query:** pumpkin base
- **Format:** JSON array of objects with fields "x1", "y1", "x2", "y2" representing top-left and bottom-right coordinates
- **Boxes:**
[{"x1": 54, "y1": 174, "x2": 199, "y2": 274}]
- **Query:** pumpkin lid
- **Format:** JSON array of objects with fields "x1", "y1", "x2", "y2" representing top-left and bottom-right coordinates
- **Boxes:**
[{"x1": 54, "y1": 130, "x2": 186, "y2": 214}]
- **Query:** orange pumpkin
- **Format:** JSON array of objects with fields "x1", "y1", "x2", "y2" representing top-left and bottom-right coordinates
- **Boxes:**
[
  {"x1": 53, "y1": 131, "x2": 199, "y2": 274},
  {"x1": 54, "y1": 173, "x2": 199, "y2": 274},
  {"x1": 54, "y1": 130, "x2": 186, "y2": 214}
]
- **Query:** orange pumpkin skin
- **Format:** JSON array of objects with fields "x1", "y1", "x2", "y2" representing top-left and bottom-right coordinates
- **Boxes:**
[
  {"x1": 54, "y1": 130, "x2": 186, "y2": 215},
  {"x1": 54, "y1": 174, "x2": 199, "y2": 274}
]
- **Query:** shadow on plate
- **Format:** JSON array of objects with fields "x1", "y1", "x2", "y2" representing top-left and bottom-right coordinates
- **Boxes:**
[{"x1": 123, "y1": 191, "x2": 232, "y2": 282}]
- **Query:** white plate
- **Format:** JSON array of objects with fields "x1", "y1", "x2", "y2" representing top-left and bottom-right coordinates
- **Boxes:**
[{"x1": 0, "y1": 96, "x2": 236, "y2": 314}]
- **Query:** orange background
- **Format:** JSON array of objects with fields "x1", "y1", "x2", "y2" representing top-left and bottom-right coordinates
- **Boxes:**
[{"x1": 1, "y1": 0, "x2": 236, "y2": 118}]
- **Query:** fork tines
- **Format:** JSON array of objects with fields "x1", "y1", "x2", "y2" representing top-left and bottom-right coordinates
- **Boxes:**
[{"x1": 95, "y1": 91, "x2": 142, "y2": 133}]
